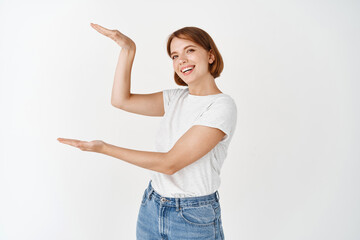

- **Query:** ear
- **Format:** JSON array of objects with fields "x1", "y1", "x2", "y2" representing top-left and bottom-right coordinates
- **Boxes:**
[{"x1": 208, "y1": 49, "x2": 215, "y2": 64}]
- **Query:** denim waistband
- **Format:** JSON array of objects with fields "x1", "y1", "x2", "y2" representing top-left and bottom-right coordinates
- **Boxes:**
[{"x1": 145, "y1": 181, "x2": 219, "y2": 210}]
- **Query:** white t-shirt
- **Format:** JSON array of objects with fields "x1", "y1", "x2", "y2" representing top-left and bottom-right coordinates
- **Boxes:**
[{"x1": 150, "y1": 87, "x2": 237, "y2": 197}]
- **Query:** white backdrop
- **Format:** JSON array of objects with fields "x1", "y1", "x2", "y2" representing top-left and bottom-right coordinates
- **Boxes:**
[{"x1": 1, "y1": 0, "x2": 359, "y2": 239}]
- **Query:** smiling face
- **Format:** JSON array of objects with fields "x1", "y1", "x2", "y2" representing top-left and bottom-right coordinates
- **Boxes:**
[{"x1": 170, "y1": 37, "x2": 215, "y2": 85}]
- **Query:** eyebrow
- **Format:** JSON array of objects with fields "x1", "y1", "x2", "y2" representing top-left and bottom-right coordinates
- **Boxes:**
[{"x1": 170, "y1": 45, "x2": 197, "y2": 56}]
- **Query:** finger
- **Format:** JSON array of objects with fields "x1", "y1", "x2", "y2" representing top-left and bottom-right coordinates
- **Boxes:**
[
  {"x1": 90, "y1": 23, "x2": 112, "y2": 35},
  {"x1": 58, "y1": 140, "x2": 77, "y2": 147},
  {"x1": 91, "y1": 23, "x2": 111, "y2": 31},
  {"x1": 57, "y1": 138, "x2": 82, "y2": 147},
  {"x1": 58, "y1": 138, "x2": 95, "y2": 152},
  {"x1": 59, "y1": 141, "x2": 77, "y2": 148},
  {"x1": 90, "y1": 23, "x2": 103, "y2": 30},
  {"x1": 57, "y1": 137, "x2": 80, "y2": 143}
]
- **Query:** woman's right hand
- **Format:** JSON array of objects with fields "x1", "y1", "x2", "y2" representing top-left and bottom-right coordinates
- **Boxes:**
[{"x1": 90, "y1": 23, "x2": 136, "y2": 50}]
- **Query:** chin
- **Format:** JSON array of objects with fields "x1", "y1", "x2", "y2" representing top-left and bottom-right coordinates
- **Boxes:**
[
  {"x1": 179, "y1": 73, "x2": 199, "y2": 85},
  {"x1": 183, "y1": 79, "x2": 196, "y2": 86}
]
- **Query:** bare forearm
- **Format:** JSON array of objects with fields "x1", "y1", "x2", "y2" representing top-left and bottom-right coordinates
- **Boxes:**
[
  {"x1": 111, "y1": 48, "x2": 136, "y2": 106},
  {"x1": 99, "y1": 142, "x2": 172, "y2": 174}
]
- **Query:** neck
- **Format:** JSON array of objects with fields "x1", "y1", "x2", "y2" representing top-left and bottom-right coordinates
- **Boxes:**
[{"x1": 187, "y1": 75, "x2": 222, "y2": 96}]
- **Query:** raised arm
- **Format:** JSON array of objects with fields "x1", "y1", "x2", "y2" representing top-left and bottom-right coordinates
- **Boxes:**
[
  {"x1": 111, "y1": 47, "x2": 136, "y2": 108},
  {"x1": 90, "y1": 23, "x2": 136, "y2": 106},
  {"x1": 90, "y1": 23, "x2": 164, "y2": 117}
]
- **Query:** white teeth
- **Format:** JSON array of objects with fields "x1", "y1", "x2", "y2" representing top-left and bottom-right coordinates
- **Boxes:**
[{"x1": 181, "y1": 66, "x2": 194, "y2": 73}]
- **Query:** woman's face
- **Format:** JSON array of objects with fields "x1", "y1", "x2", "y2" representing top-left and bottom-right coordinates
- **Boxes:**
[{"x1": 170, "y1": 37, "x2": 214, "y2": 84}]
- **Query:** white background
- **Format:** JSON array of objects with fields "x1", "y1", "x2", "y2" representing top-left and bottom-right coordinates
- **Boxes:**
[{"x1": 0, "y1": 0, "x2": 359, "y2": 239}]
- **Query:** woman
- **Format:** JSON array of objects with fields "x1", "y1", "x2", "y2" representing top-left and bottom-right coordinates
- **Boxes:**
[{"x1": 58, "y1": 23, "x2": 237, "y2": 240}]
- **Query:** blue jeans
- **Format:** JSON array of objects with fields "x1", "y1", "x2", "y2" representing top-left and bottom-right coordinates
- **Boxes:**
[{"x1": 136, "y1": 181, "x2": 225, "y2": 240}]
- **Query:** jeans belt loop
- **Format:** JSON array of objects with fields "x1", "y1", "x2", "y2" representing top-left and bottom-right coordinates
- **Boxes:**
[
  {"x1": 215, "y1": 191, "x2": 220, "y2": 202},
  {"x1": 175, "y1": 198, "x2": 180, "y2": 211},
  {"x1": 148, "y1": 188, "x2": 154, "y2": 200}
]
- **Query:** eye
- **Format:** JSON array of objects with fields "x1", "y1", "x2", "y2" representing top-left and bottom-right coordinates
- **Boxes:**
[
  {"x1": 187, "y1": 49, "x2": 194, "y2": 53},
  {"x1": 171, "y1": 55, "x2": 178, "y2": 60}
]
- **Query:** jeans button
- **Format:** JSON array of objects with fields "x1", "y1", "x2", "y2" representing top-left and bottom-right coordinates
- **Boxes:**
[{"x1": 161, "y1": 197, "x2": 166, "y2": 202}]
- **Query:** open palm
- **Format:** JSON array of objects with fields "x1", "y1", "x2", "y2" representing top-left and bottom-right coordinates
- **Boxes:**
[
  {"x1": 57, "y1": 138, "x2": 105, "y2": 153},
  {"x1": 90, "y1": 23, "x2": 135, "y2": 50}
]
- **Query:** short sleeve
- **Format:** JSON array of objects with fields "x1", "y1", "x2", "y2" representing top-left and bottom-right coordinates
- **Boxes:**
[
  {"x1": 162, "y1": 88, "x2": 185, "y2": 113},
  {"x1": 192, "y1": 96, "x2": 237, "y2": 142}
]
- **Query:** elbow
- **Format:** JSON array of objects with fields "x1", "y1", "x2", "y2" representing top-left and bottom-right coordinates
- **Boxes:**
[
  {"x1": 162, "y1": 153, "x2": 179, "y2": 175},
  {"x1": 164, "y1": 167, "x2": 178, "y2": 176},
  {"x1": 111, "y1": 96, "x2": 131, "y2": 109},
  {"x1": 111, "y1": 101, "x2": 123, "y2": 109},
  {"x1": 111, "y1": 100, "x2": 118, "y2": 107}
]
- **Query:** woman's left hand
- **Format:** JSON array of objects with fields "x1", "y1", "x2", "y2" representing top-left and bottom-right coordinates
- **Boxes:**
[{"x1": 57, "y1": 138, "x2": 105, "y2": 153}]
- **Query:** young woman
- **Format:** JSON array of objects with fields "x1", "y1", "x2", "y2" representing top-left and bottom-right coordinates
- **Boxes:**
[{"x1": 58, "y1": 23, "x2": 237, "y2": 240}]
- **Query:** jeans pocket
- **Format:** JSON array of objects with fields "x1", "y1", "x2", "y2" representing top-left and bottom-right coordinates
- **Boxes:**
[
  {"x1": 180, "y1": 204, "x2": 216, "y2": 226},
  {"x1": 211, "y1": 201, "x2": 225, "y2": 239},
  {"x1": 212, "y1": 201, "x2": 221, "y2": 212}
]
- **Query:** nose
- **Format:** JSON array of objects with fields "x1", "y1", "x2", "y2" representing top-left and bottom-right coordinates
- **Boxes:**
[{"x1": 178, "y1": 53, "x2": 187, "y2": 64}]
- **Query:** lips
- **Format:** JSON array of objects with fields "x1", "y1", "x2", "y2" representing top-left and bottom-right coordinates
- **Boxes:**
[{"x1": 180, "y1": 65, "x2": 195, "y2": 75}]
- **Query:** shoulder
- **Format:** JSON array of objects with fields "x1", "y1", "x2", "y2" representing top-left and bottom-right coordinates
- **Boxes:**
[
  {"x1": 204, "y1": 94, "x2": 238, "y2": 126},
  {"x1": 162, "y1": 87, "x2": 188, "y2": 96},
  {"x1": 162, "y1": 87, "x2": 188, "y2": 111},
  {"x1": 198, "y1": 94, "x2": 237, "y2": 123},
  {"x1": 211, "y1": 94, "x2": 237, "y2": 112}
]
